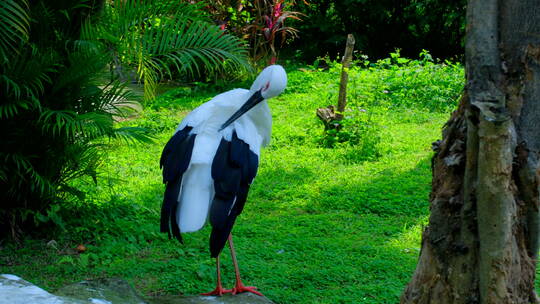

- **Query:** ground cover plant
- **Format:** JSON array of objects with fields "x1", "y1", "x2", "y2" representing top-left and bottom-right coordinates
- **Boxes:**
[{"x1": 1, "y1": 55, "x2": 464, "y2": 303}]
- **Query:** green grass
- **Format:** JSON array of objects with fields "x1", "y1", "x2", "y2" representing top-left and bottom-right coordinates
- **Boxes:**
[{"x1": 0, "y1": 58, "x2": 462, "y2": 303}]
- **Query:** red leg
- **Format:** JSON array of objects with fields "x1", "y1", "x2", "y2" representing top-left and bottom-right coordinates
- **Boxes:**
[
  {"x1": 228, "y1": 234, "x2": 263, "y2": 297},
  {"x1": 201, "y1": 256, "x2": 232, "y2": 296}
]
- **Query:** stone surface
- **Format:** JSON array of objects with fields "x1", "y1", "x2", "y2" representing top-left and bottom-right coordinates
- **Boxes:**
[
  {"x1": 0, "y1": 274, "x2": 273, "y2": 304},
  {"x1": 148, "y1": 293, "x2": 273, "y2": 304},
  {"x1": 0, "y1": 274, "x2": 84, "y2": 304},
  {"x1": 56, "y1": 278, "x2": 146, "y2": 304}
]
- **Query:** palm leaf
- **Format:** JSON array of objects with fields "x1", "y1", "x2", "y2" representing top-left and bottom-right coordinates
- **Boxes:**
[
  {"x1": 146, "y1": 19, "x2": 250, "y2": 78},
  {"x1": 0, "y1": 0, "x2": 29, "y2": 62},
  {"x1": 85, "y1": 0, "x2": 251, "y2": 101}
]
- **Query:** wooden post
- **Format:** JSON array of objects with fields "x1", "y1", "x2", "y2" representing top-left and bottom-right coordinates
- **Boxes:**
[
  {"x1": 336, "y1": 34, "x2": 355, "y2": 120},
  {"x1": 316, "y1": 34, "x2": 355, "y2": 128}
]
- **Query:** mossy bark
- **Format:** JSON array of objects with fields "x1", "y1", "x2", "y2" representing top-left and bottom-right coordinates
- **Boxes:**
[{"x1": 400, "y1": 1, "x2": 540, "y2": 303}]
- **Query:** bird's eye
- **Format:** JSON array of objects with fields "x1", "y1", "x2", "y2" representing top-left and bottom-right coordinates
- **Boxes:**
[{"x1": 262, "y1": 81, "x2": 270, "y2": 91}]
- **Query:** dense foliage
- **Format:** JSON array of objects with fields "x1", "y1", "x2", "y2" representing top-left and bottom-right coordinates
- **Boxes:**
[
  {"x1": 87, "y1": 0, "x2": 251, "y2": 101},
  {"x1": 0, "y1": 0, "x2": 251, "y2": 240},
  {"x1": 290, "y1": 0, "x2": 466, "y2": 61},
  {"x1": 199, "y1": 0, "x2": 302, "y2": 65},
  {"x1": 0, "y1": 0, "x2": 154, "y2": 239},
  {"x1": 1, "y1": 58, "x2": 464, "y2": 303}
]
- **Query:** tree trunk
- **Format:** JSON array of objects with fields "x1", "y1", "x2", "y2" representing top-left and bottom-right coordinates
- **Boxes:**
[{"x1": 401, "y1": 1, "x2": 540, "y2": 303}]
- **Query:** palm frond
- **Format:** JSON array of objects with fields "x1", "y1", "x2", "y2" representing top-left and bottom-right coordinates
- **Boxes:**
[
  {"x1": 53, "y1": 51, "x2": 107, "y2": 92},
  {"x1": 2, "y1": 49, "x2": 55, "y2": 99},
  {"x1": 87, "y1": 0, "x2": 251, "y2": 101},
  {"x1": 0, "y1": 97, "x2": 39, "y2": 119},
  {"x1": 0, "y1": 0, "x2": 30, "y2": 63},
  {"x1": 144, "y1": 19, "x2": 250, "y2": 84},
  {"x1": 111, "y1": 126, "x2": 154, "y2": 144},
  {"x1": 38, "y1": 109, "x2": 112, "y2": 141},
  {"x1": 1, "y1": 152, "x2": 54, "y2": 198},
  {"x1": 1, "y1": 0, "x2": 158, "y2": 239}
]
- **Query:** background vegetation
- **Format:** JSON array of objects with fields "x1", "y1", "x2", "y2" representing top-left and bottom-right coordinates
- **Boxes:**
[
  {"x1": 196, "y1": 0, "x2": 467, "y2": 63},
  {"x1": 287, "y1": 0, "x2": 466, "y2": 61},
  {"x1": 0, "y1": 0, "x2": 249, "y2": 240},
  {"x1": 1, "y1": 0, "x2": 476, "y2": 303},
  {"x1": 2, "y1": 56, "x2": 464, "y2": 303},
  {"x1": 1, "y1": 0, "x2": 153, "y2": 239}
]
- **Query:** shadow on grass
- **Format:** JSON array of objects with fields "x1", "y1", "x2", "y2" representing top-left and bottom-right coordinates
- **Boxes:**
[
  {"x1": 315, "y1": 156, "x2": 432, "y2": 218},
  {"x1": 250, "y1": 154, "x2": 431, "y2": 220},
  {"x1": 249, "y1": 165, "x2": 317, "y2": 211},
  {"x1": 1, "y1": 141, "x2": 433, "y2": 303},
  {"x1": 222, "y1": 155, "x2": 433, "y2": 303},
  {"x1": 231, "y1": 210, "x2": 424, "y2": 303}
]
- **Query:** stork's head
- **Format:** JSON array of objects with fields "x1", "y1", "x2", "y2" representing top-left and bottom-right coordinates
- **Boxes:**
[
  {"x1": 250, "y1": 65, "x2": 287, "y2": 99},
  {"x1": 220, "y1": 65, "x2": 287, "y2": 131}
]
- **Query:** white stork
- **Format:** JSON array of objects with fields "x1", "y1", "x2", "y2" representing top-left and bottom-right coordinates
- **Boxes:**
[{"x1": 160, "y1": 65, "x2": 287, "y2": 296}]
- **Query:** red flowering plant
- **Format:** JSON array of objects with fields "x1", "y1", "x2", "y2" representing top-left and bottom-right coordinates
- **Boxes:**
[
  {"x1": 196, "y1": 0, "x2": 303, "y2": 66},
  {"x1": 249, "y1": 0, "x2": 303, "y2": 65}
]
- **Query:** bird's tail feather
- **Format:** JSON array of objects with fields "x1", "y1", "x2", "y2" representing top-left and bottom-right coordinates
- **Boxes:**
[
  {"x1": 209, "y1": 214, "x2": 237, "y2": 258},
  {"x1": 161, "y1": 180, "x2": 183, "y2": 243}
]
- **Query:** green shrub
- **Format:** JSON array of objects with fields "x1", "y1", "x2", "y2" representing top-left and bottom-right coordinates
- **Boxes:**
[
  {"x1": 312, "y1": 50, "x2": 462, "y2": 160},
  {"x1": 308, "y1": 50, "x2": 463, "y2": 112},
  {"x1": 365, "y1": 50, "x2": 464, "y2": 112},
  {"x1": 319, "y1": 109, "x2": 382, "y2": 161},
  {"x1": 89, "y1": 0, "x2": 251, "y2": 102},
  {"x1": 0, "y1": 0, "x2": 152, "y2": 240}
]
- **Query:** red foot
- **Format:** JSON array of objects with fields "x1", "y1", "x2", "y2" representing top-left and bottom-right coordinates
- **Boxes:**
[
  {"x1": 232, "y1": 282, "x2": 263, "y2": 297},
  {"x1": 201, "y1": 285, "x2": 232, "y2": 296}
]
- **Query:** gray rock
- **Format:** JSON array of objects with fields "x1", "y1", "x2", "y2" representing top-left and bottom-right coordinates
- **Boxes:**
[
  {"x1": 1, "y1": 274, "x2": 273, "y2": 304},
  {"x1": 148, "y1": 293, "x2": 273, "y2": 304},
  {"x1": 55, "y1": 278, "x2": 146, "y2": 304},
  {"x1": 0, "y1": 274, "x2": 85, "y2": 304}
]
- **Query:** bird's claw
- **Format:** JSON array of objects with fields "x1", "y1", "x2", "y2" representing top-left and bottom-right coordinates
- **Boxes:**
[
  {"x1": 201, "y1": 286, "x2": 232, "y2": 296},
  {"x1": 232, "y1": 282, "x2": 263, "y2": 297}
]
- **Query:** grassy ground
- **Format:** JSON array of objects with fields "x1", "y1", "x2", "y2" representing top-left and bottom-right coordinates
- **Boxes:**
[{"x1": 1, "y1": 59, "x2": 463, "y2": 303}]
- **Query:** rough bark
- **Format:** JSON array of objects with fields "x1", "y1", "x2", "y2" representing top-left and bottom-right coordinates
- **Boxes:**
[{"x1": 401, "y1": 1, "x2": 540, "y2": 303}]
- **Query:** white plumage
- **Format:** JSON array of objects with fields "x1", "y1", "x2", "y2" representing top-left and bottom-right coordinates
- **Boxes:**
[
  {"x1": 175, "y1": 90, "x2": 271, "y2": 232},
  {"x1": 162, "y1": 65, "x2": 286, "y2": 235},
  {"x1": 160, "y1": 64, "x2": 287, "y2": 297}
]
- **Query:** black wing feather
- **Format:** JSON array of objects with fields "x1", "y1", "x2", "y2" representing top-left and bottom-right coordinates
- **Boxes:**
[
  {"x1": 160, "y1": 127, "x2": 195, "y2": 183},
  {"x1": 159, "y1": 126, "x2": 196, "y2": 243},
  {"x1": 209, "y1": 131, "x2": 259, "y2": 257}
]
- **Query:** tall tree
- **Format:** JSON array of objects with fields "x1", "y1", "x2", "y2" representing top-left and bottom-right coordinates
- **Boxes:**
[{"x1": 401, "y1": 0, "x2": 540, "y2": 303}]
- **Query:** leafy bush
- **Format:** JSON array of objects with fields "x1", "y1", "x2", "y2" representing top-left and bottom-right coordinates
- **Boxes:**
[
  {"x1": 198, "y1": 0, "x2": 303, "y2": 65},
  {"x1": 319, "y1": 109, "x2": 382, "y2": 161},
  {"x1": 312, "y1": 50, "x2": 462, "y2": 159},
  {"x1": 309, "y1": 50, "x2": 463, "y2": 112},
  {"x1": 0, "y1": 0, "x2": 152, "y2": 240},
  {"x1": 85, "y1": 0, "x2": 251, "y2": 101},
  {"x1": 358, "y1": 50, "x2": 464, "y2": 112}
]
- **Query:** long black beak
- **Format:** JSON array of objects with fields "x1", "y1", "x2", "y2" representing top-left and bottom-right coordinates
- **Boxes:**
[{"x1": 219, "y1": 90, "x2": 264, "y2": 131}]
